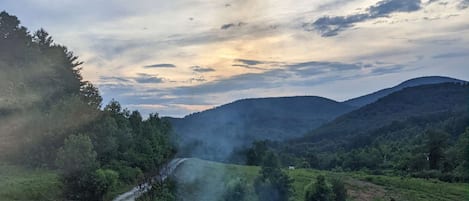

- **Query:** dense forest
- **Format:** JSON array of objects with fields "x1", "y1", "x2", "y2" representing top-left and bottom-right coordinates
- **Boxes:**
[
  {"x1": 0, "y1": 11, "x2": 176, "y2": 201},
  {"x1": 248, "y1": 83, "x2": 469, "y2": 182}
]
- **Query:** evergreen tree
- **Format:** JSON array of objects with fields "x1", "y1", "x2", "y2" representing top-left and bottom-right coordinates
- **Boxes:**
[
  {"x1": 305, "y1": 175, "x2": 333, "y2": 201},
  {"x1": 426, "y1": 130, "x2": 449, "y2": 170}
]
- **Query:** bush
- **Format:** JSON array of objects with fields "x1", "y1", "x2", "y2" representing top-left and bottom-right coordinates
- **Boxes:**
[
  {"x1": 55, "y1": 134, "x2": 98, "y2": 174},
  {"x1": 305, "y1": 175, "x2": 347, "y2": 201},
  {"x1": 305, "y1": 175, "x2": 333, "y2": 201},
  {"x1": 223, "y1": 177, "x2": 247, "y2": 201},
  {"x1": 331, "y1": 178, "x2": 347, "y2": 201},
  {"x1": 93, "y1": 169, "x2": 119, "y2": 197},
  {"x1": 137, "y1": 179, "x2": 177, "y2": 201},
  {"x1": 254, "y1": 152, "x2": 294, "y2": 201},
  {"x1": 113, "y1": 165, "x2": 143, "y2": 184}
]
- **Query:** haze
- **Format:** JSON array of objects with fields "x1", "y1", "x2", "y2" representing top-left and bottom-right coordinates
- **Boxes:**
[{"x1": 3, "y1": 0, "x2": 469, "y2": 116}]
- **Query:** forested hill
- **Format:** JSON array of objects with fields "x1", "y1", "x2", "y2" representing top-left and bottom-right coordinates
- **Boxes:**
[
  {"x1": 301, "y1": 83, "x2": 469, "y2": 147},
  {"x1": 280, "y1": 83, "x2": 469, "y2": 182},
  {"x1": 343, "y1": 76, "x2": 465, "y2": 107},
  {"x1": 168, "y1": 96, "x2": 355, "y2": 160}
]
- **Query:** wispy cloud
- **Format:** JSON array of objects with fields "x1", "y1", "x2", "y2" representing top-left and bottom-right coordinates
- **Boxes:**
[
  {"x1": 144, "y1": 63, "x2": 176, "y2": 68},
  {"x1": 134, "y1": 73, "x2": 165, "y2": 84},
  {"x1": 220, "y1": 22, "x2": 246, "y2": 30},
  {"x1": 191, "y1": 66, "x2": 215, "y2": 73},
  {"x1": 432, "y1": 52, "x2": 469, "y2": 59},
  {"x1": 305, "y1": 0, "x2": 422, "y2": 37},
  {"x1": 99, "y1": 76, "x2": 133, "y2": 83},
  {"x1": 235, "y1": 59, "x2": 264, "y2": 66},
  {"x1": 232, "y1": 64, "x2": 266, "y2": 70}
]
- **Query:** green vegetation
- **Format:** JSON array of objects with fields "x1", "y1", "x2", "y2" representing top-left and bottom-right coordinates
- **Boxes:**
[
  {"x1": 272, "y1": 83, "x2": 469, "y2": 182},
  {"x1": 137, "y1": 179, "x2": 177, "y2": 201},
  {"x1": 169, "y1": 96, "x2": 355, "y2": 161},
  {"x1": 1, "y1": 9, "x2": 468, "y2": 201},
  {"x1": 0, "y1": 11, "x2": 176, "y2": 200},
  {"x1": 223, "y1": 177, "x2": 248, "y2": 201},
  {"x1": 174, "y1": 158, "x2": 469, "y2": 201},
  {"x1": 0, "y1": 164, "x2": 62, "y2": 200},
  {"x1": 254, "y1": 152, "x2": 293, "y2": 201},
  {"x1": 305, "y1": 175, "x2": 334, "y2": 201}
]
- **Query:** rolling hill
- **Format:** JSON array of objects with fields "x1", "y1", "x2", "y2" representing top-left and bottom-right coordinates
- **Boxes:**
[
  {"x1": 343, "y1": 76, "x2": 465, "y2": 107},
  {"x1": 303, "y1": 83, "x2": 469, "y2": 145},
  {"x1": 167, "y1": 96, "x2": 356, "y2": 161},
  {"x1": 168, "y1": 76, "x2": 467, "y2": 162},
  {"x1": 282, "y1": 82, "x2": 469, "y2": 174}
]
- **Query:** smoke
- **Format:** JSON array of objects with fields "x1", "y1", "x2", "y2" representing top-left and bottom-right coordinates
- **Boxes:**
[
  {"x1": 0, "y1": 25, "x2": 99, "y2": 164},
  {"x1": 173, "y1": 158, "x2": 253, "y2": 201}
]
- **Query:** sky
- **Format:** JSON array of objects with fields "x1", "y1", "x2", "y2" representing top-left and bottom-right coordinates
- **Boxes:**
[{"x1": 2, "y1": 0, "x2": 469, "y2": 117}]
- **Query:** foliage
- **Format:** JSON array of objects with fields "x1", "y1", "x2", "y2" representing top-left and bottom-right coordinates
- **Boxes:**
[
  {"x1": 0, "y1": 164, "x2": 62, "y2": 200},
  {"x1": 137, "y1": 179, "x2": 177, "y2": 201},
  {"x1": 254, "y1": 152, "x2": 294, "y2": 201},
  {"x1": 0, "y1": 11, "x2": 176, "y2": 200},
  {"x1": 330, "y1": 177, "x2": 347, "y2": 201},
  {"x1": 174, "y1": 158, "x2": 469, "y2": 201},
  {"x1": 426, "y1": 130, "x2": 449, "y2": 170},
  {"x1": 222, "y1": 177, "x2": 248, "y2": 201},
  {"x1": 304, "y1": 175, "x2": 333, "y2": 201},
  {"x1": 246, "y1": 140, "x2": 269, "y2": 165},
  {"x1": 93, "y1": 169, "x2": 119, "y2": 197},
  {"x1": 278, "y1": 83, "x2": 469, "y2": 182},
  {"x1": 55, "y1": 134, "x2": 98, "y2": 174}
]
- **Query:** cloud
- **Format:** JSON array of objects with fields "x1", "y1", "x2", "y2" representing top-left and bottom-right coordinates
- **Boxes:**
[
  {"x1": 370, "y1": 65, "x2": 404, "y2": 75},
  {"x1": 220, "y1": 22, "x2": 246, "y2": 30},
  {"x1": 231, "y1": 59, "x2": 269, "y2": 70},
  {"x1": 235, "y1": 59, "x2": 264, "y2": 65},
  {"x1": 134, "y1": 73, "x2": 165, "y2": 83},
  {"x1": 306, "y1": 14, "x2": 369, "y2": 37},
  {"x1": 459, "y1": 0, "x2": 469, "y2": 9},
  {"x1": 232, "y1": 64, "x2": 266, "y2": 70},
  {"x1": 144, "y1": 63, "x2": 176, "y2": 68},
  {"x1": 191, "y1": 66, "x2": 215, "y2": 73},
  {"x1": 369, "y1": 0, "x2": 421, "y2": 17},
  {"x1": 432, "y1": 52, "x2": 469, "y2": 59},
  {"x1": 190, "y1": 77, "x2": 207, "y2": 82},
  {"x1": 99, "y1": 76, "x2": 132, "y2": 83},
  {"x1": 167, "y1": 60, "x2": 401, "y2": 96},
  {"x1": 305, "y1": 0, "x2": 422, "y2": 37}
]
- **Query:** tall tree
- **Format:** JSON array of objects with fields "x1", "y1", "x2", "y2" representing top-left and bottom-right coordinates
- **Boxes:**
[
  {"x1": 254, "y1": 151, "x2": 293, "y2": 201},
  {"x1": 426, "y1": 130, "x2": 449, "y2": 169}
]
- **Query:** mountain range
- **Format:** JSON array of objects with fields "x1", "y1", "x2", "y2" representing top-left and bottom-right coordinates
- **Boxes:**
[{"x1": 166, "y1": 76, "x2": 467, "y2": 160}]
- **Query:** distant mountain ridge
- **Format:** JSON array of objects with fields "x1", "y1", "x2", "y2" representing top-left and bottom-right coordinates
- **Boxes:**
[
  {"x1": 167, "y1": 96, "x2": 355, "y2": 160},
  {"x1": 343, "y1": 76, "x2": 466, "y2": 107},
  {"x1": 297, "y1": 82, "x2": 469, "y2": 151},
  {"x1": 167, "y1": 76, "x2": 467, "y2": 161}
]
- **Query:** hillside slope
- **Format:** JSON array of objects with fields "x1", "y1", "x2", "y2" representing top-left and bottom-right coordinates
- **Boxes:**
[
  {"x1": 167, "y1": 96, "x2": 355, "y2": 161},
  {"x1": 281, "y1": 83, "x2": 469, "y2": 175},
  {"x1": 303, "y1": 83, "x2": 469, "y2": 146},
  {"x1": 343, "y1": 76, "x2": 466, "y2": 107}
]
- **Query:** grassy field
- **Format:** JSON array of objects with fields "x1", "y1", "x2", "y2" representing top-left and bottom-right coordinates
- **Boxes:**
[
  {"x1": 0, "y1": 163, "x2": 140, "y2": 201},
  {"x1": 2, "y1": 159, "x2": 468, "y2": 201},
  {"x1": 173, "y1": 158, "x2": 469, "y2": 201},
  {"x1": 0, "y1": 164, "x2": 63, "y2": 201}
]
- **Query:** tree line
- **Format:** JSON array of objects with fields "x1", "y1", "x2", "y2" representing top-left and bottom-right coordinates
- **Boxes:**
[{"x1": 0, "y1": 11, "x2": 176, "y2": 200}]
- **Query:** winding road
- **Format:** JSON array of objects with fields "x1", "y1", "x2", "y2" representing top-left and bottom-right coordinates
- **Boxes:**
[{"x1": 112, "y1": 158, "x2": 187, "y2": 201}]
